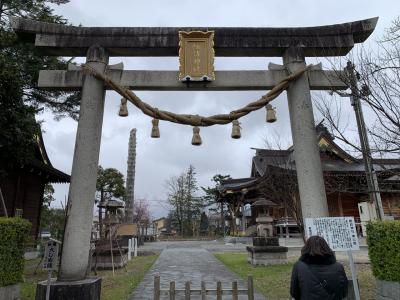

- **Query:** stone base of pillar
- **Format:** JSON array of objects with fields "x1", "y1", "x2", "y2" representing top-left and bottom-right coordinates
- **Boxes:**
[
  {"x1": 376, "y1": 279, "x2": 400, "y2": 300},
  {"x1": 35, "y1": 277, "x2": 101, "y2": 300},
  {"x1": 0, "y1": 283, "x2": 20, "y2": 300},
  {"x1": 246, "y1": 237, "x2": 288, "y2": 266}
]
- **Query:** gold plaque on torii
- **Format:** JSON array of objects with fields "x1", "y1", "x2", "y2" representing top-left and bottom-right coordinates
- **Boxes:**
[{"x1": 179, "y1": 31, "x2": 215, "y2": 82}]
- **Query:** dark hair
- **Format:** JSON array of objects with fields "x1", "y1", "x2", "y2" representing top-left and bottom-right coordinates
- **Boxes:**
[{"x1": 301, "y1": 236, "x2": 334, "y2": 256}]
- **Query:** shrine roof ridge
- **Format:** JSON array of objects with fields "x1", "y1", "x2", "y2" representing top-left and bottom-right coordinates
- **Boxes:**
[{"x1": 11, "y1": 17, "x2": 378, "y2": 57}]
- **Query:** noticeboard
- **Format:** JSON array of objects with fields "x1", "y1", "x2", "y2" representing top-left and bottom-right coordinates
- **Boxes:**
[
  {"x1": 305, "y1": 217, "x2": 359, "y2": 251},
  {"x1": 43, "y1": 240, "x2": 59, "y2": 270}
]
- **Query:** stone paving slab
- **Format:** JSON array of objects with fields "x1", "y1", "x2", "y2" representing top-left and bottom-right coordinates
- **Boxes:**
[{"x1": 130, "y1": 247, "x2": 266, "y2": 300}]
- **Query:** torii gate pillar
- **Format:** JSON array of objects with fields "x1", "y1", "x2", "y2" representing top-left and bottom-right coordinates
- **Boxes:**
[
  {"x1": 284, "y1": 47, "x2": 329, "y2": 219},
  {"x1": 59, "y1": 45, "x2": 108, "y2": 281}
]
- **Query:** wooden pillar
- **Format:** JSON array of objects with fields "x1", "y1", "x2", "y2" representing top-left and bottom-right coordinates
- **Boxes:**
[
  {"x1": 338, "y1": 192, "x2": 344, "y2": 216},
  {"x1": 154, "y1": 274, "x2": 160, "y2": 300}
]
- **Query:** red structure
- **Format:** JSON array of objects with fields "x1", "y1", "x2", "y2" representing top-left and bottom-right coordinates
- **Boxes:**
[{"x1": 0, "y1": 133, "x2": 70, "y2": 238}]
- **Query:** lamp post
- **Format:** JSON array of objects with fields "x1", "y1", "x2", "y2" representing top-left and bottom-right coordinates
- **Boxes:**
[{"x1": 344, "y1": 61, "x2": 385, "y2": 220}]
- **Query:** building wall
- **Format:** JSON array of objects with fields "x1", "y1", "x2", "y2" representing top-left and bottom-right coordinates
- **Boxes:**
[
  {"x1": 382, "y1": 193, "x2": 400, "y2": 219},
  {"x1": 0, "y1": 171, "x2": 45, "y2": 238},
  {"x1": 153, "y1": 218, "x2": 166, "y2": 233},
  {"x1": 326, "y1": 192, "x2": 400, "y2": 220}
]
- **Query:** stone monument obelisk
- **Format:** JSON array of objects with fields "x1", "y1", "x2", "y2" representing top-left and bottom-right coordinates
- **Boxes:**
[{"x1": 125, "y1": 129, "x2": 137, "y2": 223}]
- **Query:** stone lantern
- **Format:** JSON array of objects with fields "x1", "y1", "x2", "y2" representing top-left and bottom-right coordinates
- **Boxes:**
[
  {"x1": 98, "y1": 199, "x2": 125, "y2": 238},
  {"x1": 246, "y1": 198, "x2": 288, "y2": 265},
  {"x1": 252, "y1": 198, "x2": 277, "y2": 237}
]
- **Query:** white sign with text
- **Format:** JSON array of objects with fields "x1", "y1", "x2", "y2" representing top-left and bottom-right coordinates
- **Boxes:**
[
  {"x1": 43, "y1": 240, "x2": 59, "y2": 270},
  {"x1": 305, "y1": 217, "x2": 359, "y2": 251}
]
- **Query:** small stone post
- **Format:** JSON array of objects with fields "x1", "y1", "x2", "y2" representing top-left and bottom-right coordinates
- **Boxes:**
[
  {"x1": 134, "y1": 238, "x2": 138, "y2": 257},
  {"x1": 59, "y1": 45, "x2": 109, "y2": 281},
  {"x1": 283, "y1": 47, "x2": 329, "y2": 219},
  {"x1": 128, "y1": 239, "x2": 132, "y2": 261}
]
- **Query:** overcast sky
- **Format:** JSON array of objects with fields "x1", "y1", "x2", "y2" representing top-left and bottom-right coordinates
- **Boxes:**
[{"x1": 41, "y1": 0, "x2": 399, "y2": 218}]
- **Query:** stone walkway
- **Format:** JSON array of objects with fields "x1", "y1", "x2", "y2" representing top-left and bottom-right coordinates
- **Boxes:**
[{"x1": 130, "y1": 247, "x2": 266, "y2": 300}]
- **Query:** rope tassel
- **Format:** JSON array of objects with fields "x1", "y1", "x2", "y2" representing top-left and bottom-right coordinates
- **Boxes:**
[
  {"x1": 231, "y1": 120, "x2": 241, "y2": 139},
  {"x1": 151, "y1": 119, "x2": 160, "y2": 138},
  {"x1": 191, "y1": 126, "x2": 202, "y2": 146},
  {"x1": 266, "y1": 104, "x2": 277, "y2": 123},
  {"x1": 118, "y1": 97, "x2": 128, "y2": 117}
]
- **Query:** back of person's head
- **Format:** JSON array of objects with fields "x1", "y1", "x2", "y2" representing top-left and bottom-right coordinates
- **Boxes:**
[{"x1": 301, "y1": 235, "x2": 334, "y2": 257}]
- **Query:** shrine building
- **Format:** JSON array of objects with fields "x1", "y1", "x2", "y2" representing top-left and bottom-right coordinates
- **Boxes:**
[
  {"x1": 217, "y1": 123, "x2": 400, "y2": 236},
  {"x1": 0, "y1": 132, "x2": 70, "y2": 238}
]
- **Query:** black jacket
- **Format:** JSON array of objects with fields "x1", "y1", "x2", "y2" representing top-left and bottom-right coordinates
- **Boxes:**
[{"x1": 290, "y1": 254, "x2": 348, "y2": 300}]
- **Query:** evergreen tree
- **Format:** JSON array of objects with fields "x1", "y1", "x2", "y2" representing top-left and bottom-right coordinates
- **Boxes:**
[
  {"x1": 96, "y1": 166, "x2": 126, "y2": 204},
  {"x1": 184, "y1": 165, "x2": 201, "y2": 235},
  {"x1": 0, "y1": 1, "x2": 79, "y2": 172},
  {"x1": 199, "y1": 212, "x2": 209, "y2": 235},
  {"x1": 42, "y1": 183, "x2": 55, "y2": 208},
  {"x1": 201, "y1": 174, "x2": 231, "y2": 235},
  {"x1": 39, "y1": 183, "x2": 66, "y2": 240},
  {"x1": 0, "y1": 58, "x2": 39, "y2": 172}
]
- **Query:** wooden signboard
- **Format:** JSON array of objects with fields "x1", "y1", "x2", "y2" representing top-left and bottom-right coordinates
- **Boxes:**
[
  {"x1": 43, "y1": 239, "x2": 60, "y2": 270},
  {"x1": 179, "y1": 31, "x2": 215, "y2": 81},
  {"x1": 116, "y1": 223, "x2": 138, "y2": 236}
]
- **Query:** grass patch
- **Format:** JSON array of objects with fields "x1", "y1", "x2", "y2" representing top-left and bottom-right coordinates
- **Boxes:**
[
  {"x1": 215, "y1": 253, "x2": 293, "y2": 299},
  {"x1": 21, "y1": 255, "x2": 158, "y2": 300},
  {"x1": 99, "y1": 255, "x2": 158, "y2": 300},
  {"x1": 214, "y1": 253, "x2": 376, "y2": 300},
  {"x1": 21, "y1": 259, "x2": 47, "y2": 300}
]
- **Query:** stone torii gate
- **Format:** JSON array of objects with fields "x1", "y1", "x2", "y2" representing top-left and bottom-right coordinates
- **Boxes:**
[{"x1": 12, "y1": 17, "x2": 377, "y2": 298}]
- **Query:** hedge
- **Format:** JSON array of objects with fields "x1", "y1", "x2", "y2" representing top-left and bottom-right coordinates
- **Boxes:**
[
  {"x1": 0, "y1": 217, "x2": 31, "y2": 287},
  {"x1": 366, "y1": 221, "x2": 400, "y2": 282}
]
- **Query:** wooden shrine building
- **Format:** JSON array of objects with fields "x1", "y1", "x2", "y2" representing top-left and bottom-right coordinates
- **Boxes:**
[
  {"x1": 218, "y1": 123, "x2": 400, "y2": 235},
  {"x1": 0, "y1": 132, "x2": 70, "y2": 238}
]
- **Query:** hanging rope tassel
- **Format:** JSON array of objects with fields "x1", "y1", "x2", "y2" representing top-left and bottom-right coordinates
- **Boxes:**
[
  {"x1": 191, "y1": 126, "x2": 202, "y2": 146},
  {"x1": 266, "y1": 104, "x2": 277, "y2": 123},
  {"x1": 231, "y1": 120, "x2": 241, "y2": 139},
  {"x1": 82, "y1": 63, "x2": 311, "y2": 127},
  {"x1": 151, "y1": 119, "x2": 160, "y2": 138},
  {"x1": 118, "y1": 97, "x2": 129, "y2": 117}
]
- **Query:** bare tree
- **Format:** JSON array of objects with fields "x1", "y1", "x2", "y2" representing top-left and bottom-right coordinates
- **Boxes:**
[
  {"x1": 256, "y1": 160, "x2": 304, "y2": 237},
  {"x1": 133, "y1": 198, "x2": 151, "y2": 224},
  {"x1": 316, "y1": 17, "x2": 400, "y2": 159},
  {"x1": 254, "y1": 137, "x2": 305, "y2": 238}
]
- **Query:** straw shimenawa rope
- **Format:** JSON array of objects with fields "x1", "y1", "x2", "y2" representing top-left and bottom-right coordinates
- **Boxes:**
[{"x1": 82, "y1": 64, "x2": 312, "y2": 127}]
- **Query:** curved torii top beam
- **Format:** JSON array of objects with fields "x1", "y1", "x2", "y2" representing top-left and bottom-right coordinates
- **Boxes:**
[{"x1": 10, "y1": 17, "x2": 378, "y2": 57}]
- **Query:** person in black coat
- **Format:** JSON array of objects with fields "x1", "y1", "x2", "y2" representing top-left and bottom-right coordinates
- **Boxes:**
[{"x1": 290, "y1": 235, "x2": 348, "y2": 300}]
